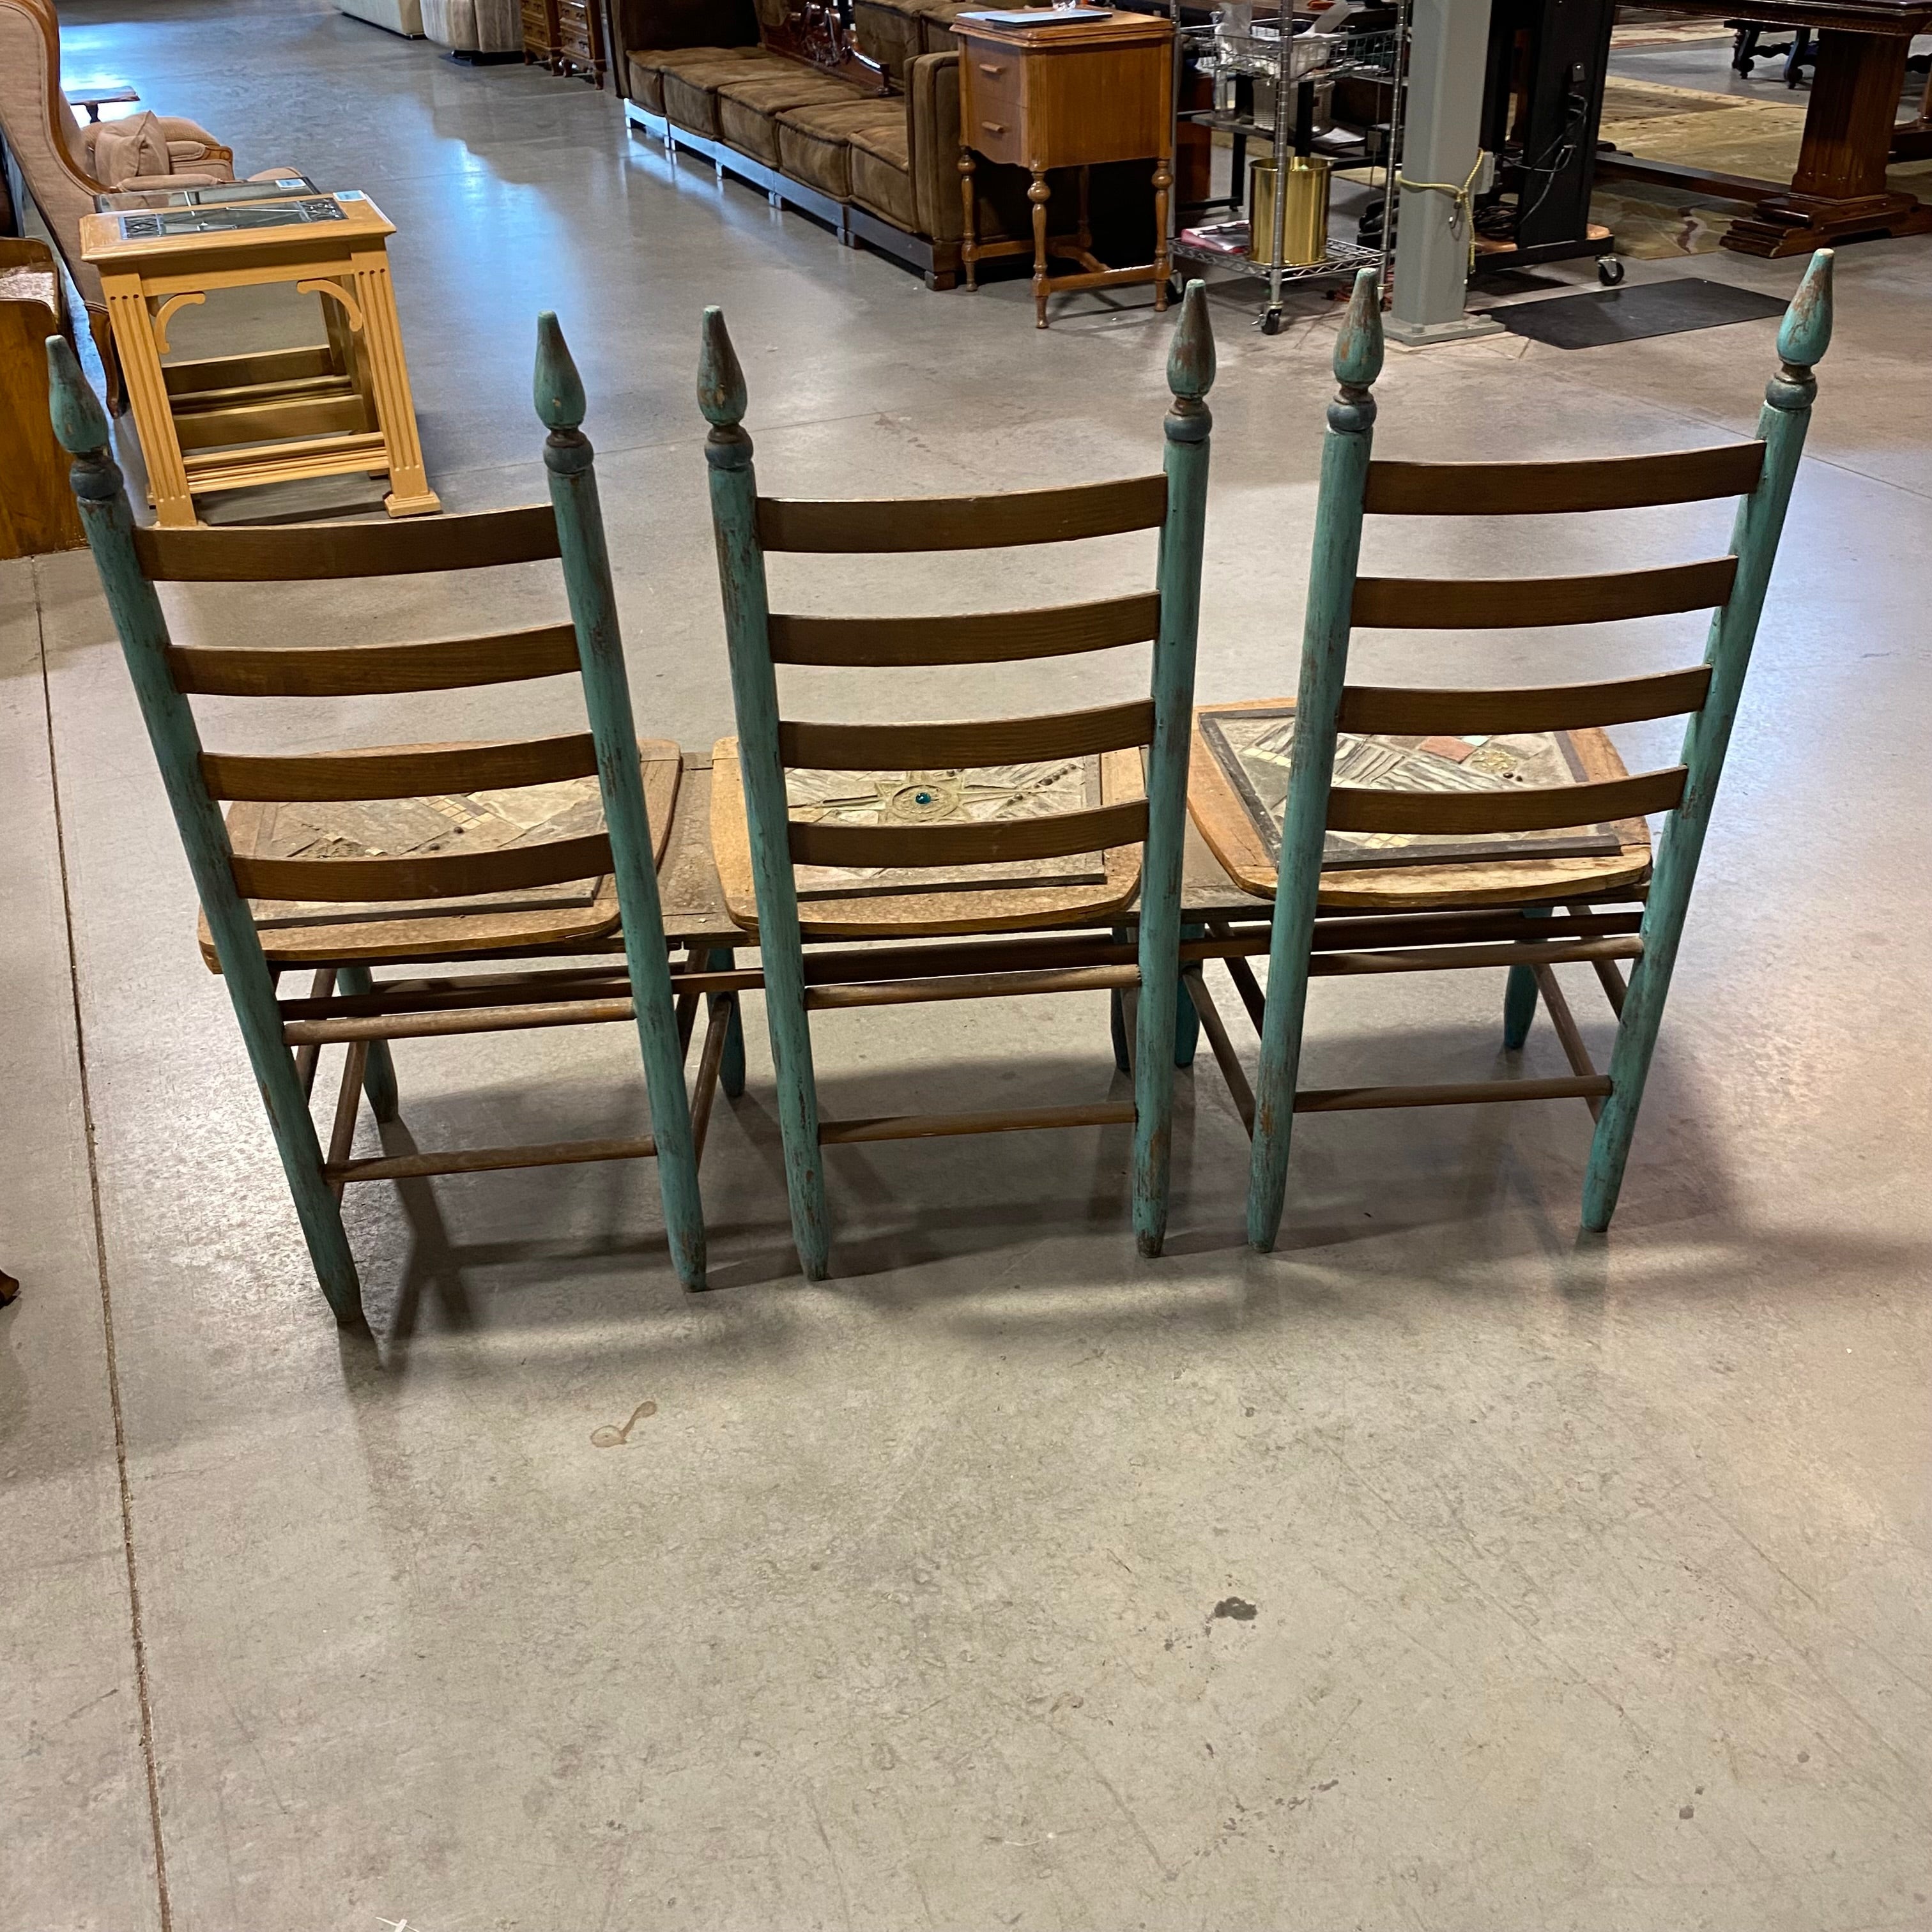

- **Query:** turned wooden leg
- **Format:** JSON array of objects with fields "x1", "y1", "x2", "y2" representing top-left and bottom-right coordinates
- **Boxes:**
[
  {"x1": 1153, "y1": 155, "x2": 1173, "y2": 310},
  {"x1": 960, "y1": 147, "x2": 979, "y2": 290},
  {"x1": 1029, "y1": 168, "x2": 1051, "y2": 328}
]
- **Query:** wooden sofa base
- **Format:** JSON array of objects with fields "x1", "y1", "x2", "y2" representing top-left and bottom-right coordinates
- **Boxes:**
[{"x1": 624, "y1": 100, "x2": 962, "y2": 289}]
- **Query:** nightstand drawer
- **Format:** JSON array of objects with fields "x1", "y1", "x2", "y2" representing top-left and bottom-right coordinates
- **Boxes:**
[{"x1": 963, "y1": 59, "x2": 1025, "y2": 164}]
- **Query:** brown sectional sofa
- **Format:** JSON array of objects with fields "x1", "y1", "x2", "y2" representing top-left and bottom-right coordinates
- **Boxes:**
[{"x1": 613, "y1": 0, "x2": 1151, "y2": 289}]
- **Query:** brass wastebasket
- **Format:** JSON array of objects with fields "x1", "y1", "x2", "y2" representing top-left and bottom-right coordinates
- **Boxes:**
[{"x1": 1248, "y1": 154, "x2": 1332, "y2": 268}]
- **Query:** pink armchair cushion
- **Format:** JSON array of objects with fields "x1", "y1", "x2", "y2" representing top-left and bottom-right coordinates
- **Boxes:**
[{"x1": 84, "y1": 110, "x2": 234, "y2": 188}]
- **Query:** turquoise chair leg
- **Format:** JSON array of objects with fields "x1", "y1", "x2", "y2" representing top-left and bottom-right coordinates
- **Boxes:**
[
  {"x1": 709, "y1": 947, "x2": 746, "y2": 1099},
  {"x1": 1174, "y1": 924, "x2": 1204, "y2": 1067},
  {"x1": 1108, "y1": 924, "x2": 1133, "y2": 1075},
  {"x1": 335, "y1": 964, "x2": 399, "y2": 1120},
  {"x1": 1583, "y1": 249, "x2": 1832, "y2": 1232},
  {"x1": 1501, "y1": 905, "x2": 1552, "y2": 1051},
  {"x1": 47, "y1": 337, "x2": 365, "y2": 1325}
]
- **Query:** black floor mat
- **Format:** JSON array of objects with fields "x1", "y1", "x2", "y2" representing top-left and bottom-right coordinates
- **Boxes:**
[{"x1": 1482, "y1": 277, "x2": 1788, "y2": 349}]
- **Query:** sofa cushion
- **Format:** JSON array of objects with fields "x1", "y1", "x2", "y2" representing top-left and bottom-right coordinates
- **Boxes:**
[
  {"x1": 661, "y1": 48, "x2": 797, "y2": 134},
  {"x1": 847, "y1": 116, "x2": 916, "y2": 230},
  {"x1": 717, "y1": 69, "x2": 864, "y2": 165},
  {"x1": 627, "y1": 43, "x2": 760, "y2": 114},
  {"x1": 851, "y1": 0, "x2": 923, "y2": 80},
  {"x1": 914, "y1": 0, "x2": 972, "y2": 54},
  {"x1": 776, "y1": 97, "x2": 906, "y2": 201}
]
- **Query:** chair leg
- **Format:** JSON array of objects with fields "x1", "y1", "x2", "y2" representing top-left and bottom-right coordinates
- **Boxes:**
[
  {"x1": 1132, "y1": 918, "x2": 1183, "y2": 1261},
  {"x1": 335, "y1": 963, "x2": 399, "y2": 1120},
  {"x1": 1501, "y1": 905, "x2": 1552, "y2": 1050},
  {"x1": 228, "y1": 968, "x2": 364, "y2": 1322},
  {"x1": 1174, "y1": 923, "x2": 1204, "y2": 1067},
  {"x1": 709, "y1": 947, "x2": 746, "y2": 1099},
  {"x1": 763, "y1": 968, "x2": 829, "y2": 1280},
  {"x1": 1108, "y1": 924, "x2": 1133, "y2": 1075}
]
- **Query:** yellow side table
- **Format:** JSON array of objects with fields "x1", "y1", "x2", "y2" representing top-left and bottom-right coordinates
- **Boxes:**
[{"x1": 80, "y1": 190, "x2": 440, "y2": 528}]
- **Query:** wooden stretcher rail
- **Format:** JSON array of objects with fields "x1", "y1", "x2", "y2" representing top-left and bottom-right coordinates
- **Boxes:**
[
  {"x1": 778, "y1": 701, "x2": 1154, "y2": 770},
  {"x1": 1295, "y1": 1075, "x2": 1612, "y2": 1112},
  {"x1": 805, "y1": 964, "x2": 1140, "y2": 1009},
  {"x1": 234, "y1": 829, "x2": 613, "y2": 904},
  {"x1": 1327, "y1": 767, "x2": 1686, "y2": 836},
  {"x1": 1363, "y1": 444, "x2": 1765, "y2": 516},
  {"x1": 756, "y1": 475, "x2": 1167, "y2": 552},
  {"x1": 1351, "y1": 558, "x2": 1738, "y2": 629},
  {"x1": 331, "y1": 1132, "x2": 659, "y2": 1182},
  {"x1": 819, "y1": 1101, "x2": 1137, "y2": 1144},
  {"x1": 1306, "y1": 936, "x2": 1644, "y2": 977},
  {"x1": 284, "y1": 995, "x2": 638, "y2": 1045},
  {"x1": 134, "y1": 505, "x2": 561, "y2": 581},
  {"x1": 788, "y1": 798, "x2": 1147, "y2": 869},
  {"x1": 169, "y1": 623, "x2": 582, "y2": 697},
  {"x1": 1337, "y1": 666, "x2": 1713, "y2": 735},
  {"x1": 1532, "y1": 965, "x2": 1606, "y2": 1121},
  {"x1": 204, "y1": 733, "x2": 599, "y2": 802},
  {"x1": 1186, "y1": 971, "x2": 1255, "y2": 1131},
  {"x1": 767, "y1": 594, "x2": 1161, "y2": 667}
]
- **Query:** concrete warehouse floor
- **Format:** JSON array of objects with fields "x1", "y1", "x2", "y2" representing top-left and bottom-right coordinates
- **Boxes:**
[{"x1": 4, "y1": 4, "x2": 1931, "y2": 1928}]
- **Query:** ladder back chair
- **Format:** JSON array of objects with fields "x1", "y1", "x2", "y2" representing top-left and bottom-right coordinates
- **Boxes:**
[
  {"x1": 699, "y1": 284, "x2": 1215, "y2": 1279},
  {"x1": 1192, "y1": 256, "x2": 1832, "y2": 1251},
  {"x1": 49, "y1": 316, "x2": 735, "y2": 1322}
]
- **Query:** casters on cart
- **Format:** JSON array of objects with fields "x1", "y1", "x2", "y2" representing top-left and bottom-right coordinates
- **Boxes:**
[
  {"x1": 1260, "y1": 307, "x2": 1283, "y2": 335},
  {"x1": 1597, "y1": 256, "x2": 1625, "y2": 286}
]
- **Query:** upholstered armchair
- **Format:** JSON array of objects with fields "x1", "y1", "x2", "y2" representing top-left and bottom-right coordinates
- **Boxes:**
[{"x1": 0, "y1": 0, "x2": 277, "y2": 394}]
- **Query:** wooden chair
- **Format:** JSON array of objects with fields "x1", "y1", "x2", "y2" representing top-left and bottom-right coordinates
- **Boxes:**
[
  {"x1": 698, "y1": 284, "x2": 1215, "y2": 1278},
  {"x1": 1188, "y1": 255, "x2": 1832, "y2": 1250},
  {"x1": 47, "y1": 316, "x2": 735, "y2": 1322}
]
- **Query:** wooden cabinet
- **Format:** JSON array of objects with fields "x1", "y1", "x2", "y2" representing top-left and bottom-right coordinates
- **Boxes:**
[
  {"x1": 555, "y1": 0, "x2": 606, "y2": 86},
  {"x1": 521, "y1": 0, "x2": 560, "y2": 71},
  {"x1": 956, "y1": 12, "x2": 1174, "y2": 328}
]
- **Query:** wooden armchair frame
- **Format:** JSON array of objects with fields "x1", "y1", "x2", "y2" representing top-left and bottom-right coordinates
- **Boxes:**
[
  {"x1": 1215, "y1": 256, "x2": 1834, "y2": 1250},
  {"x1": 49, "y1": 317, "x2": 732, "y2": 1321},
  {"x1": 700, "y1": 284, "x2": 1215, "y2": 1278}
]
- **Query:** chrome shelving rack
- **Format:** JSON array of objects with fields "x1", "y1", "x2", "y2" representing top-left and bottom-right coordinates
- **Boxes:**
[{"x1": 1169, "y1": 0, "x2": 1409, "y2": 333}]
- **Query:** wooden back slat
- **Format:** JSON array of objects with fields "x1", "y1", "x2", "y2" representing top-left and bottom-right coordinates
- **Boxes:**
[
  {"x1": 756, "y1": 476, "x2": 1167, "y2": 553},
  {"x1": 768, "y1": 593, "x2": 1161, "y2": 667},
  {"x1": 1327, "y1": 767, "x2": 1688, "y2": 837},
  {"x1": 231, "y1": 831, "x2": 613, "y2": 904},
  {"x1": 778, "y1": 702, "x2": 1154, "y2": 772},
  {"x1": 1337, "y1": 666, "x2": 1713, "y2": 736},
  {"x1": 168, "y1": 623, "x2": 583, "y2": 697},
  {"x1": 1364, "y1": 445, "x2": 1765, "y2": 516},
  {"x1": 788, "y1": 799, "x2": 1148, "y2": 870},
  {"x1": 1351, "y1": 558, "x2": 1738, "y2": 630},
  {"x1": 202, "y1": 733, "x2": 599, "y2": 803},
  {"x1": 133, "y1": 505, "x2": 562, "y2": 581}
]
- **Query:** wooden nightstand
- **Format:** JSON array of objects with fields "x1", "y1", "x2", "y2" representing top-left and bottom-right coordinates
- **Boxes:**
[
  {"x1": 955, "y1": 9, "x2": 1174, "y2": 328},
  {"x1": 555, "y1": 0, "x2": 607, "y2": 86},
  {"x1": 521, "y1": 0, "x2": 560, "y2": 72}
]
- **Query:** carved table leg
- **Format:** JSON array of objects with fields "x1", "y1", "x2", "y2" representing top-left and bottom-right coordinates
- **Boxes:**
[
  {"x1": 1029, "y1": 167, "x2": 1051, "y2": 328},
  {"x1": 960, "y1": 146, "x2": 979, "y2": 289},
  {"x1": 1153, "y1": 154, "x2": 1173, "y2": 310}
]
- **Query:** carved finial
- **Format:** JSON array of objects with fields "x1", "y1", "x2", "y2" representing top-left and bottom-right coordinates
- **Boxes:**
[
  {"x1": 1165, "y1": 280, "x2": 1215, "y2": 445},
  {"x1": 534, "y1": 310, "x2": 586, "y2": 433},
  {"x1": 1167, "y1": 280, "x2": 1215, "y2": 402},
  {"x1": 698, "y1": 307, "x2": 747, "y2": 430},
  {"x1": 698, "y1": 307, "x2": 751, "y2": 471},
  {"x1": 1329, "y1": 268, "x2": 1383, "y2": 436},
  {"x1": 1767, "y1": 249, "x2": 1832, "y2": 413},
  {"x1": 45, "y1": 335, "x2": 123, "y2": 504},
  {"x1": 46, "y1": 334, "x2": 109, "y2": 454}
]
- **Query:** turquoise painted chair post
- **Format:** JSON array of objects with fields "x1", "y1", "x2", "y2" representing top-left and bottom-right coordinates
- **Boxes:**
[
  {"x1": 49, "y1": 321, "x2": 728, "y2": 1317},
  {"x1": 47, "y1": 336, "x2": 363, "y2": 1324},
  {"x1": 700, "y1": 285, "x2": 1216, "y2": 1278},
  {"x1": 1581, "y1": 250, "x2": 1832, "y2": 1228},
  {"x1": 1229, "y1": 252, "x2": 1832, "y2": 1250},
  {"x1": 1246, "y1": 267, "x2": 1384, "y2": 1252},
  {"x1": 535, "y1": 311, "x2": 707, "y2": 1289}
]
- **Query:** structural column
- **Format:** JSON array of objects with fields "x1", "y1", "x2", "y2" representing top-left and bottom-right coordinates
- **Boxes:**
[{"x1": 1387, "y1": 0, "x2": 1502, "y2": 346}]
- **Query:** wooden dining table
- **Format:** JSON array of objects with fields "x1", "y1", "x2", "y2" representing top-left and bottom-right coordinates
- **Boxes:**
[{"x1": 1595, "y1": 0, "x2": 1932, "y2": 257}]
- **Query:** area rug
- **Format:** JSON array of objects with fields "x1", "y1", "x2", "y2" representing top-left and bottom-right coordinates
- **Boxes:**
[{"x1": 1483, "y1": 276, "x2": 1788, "y2": 348}]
